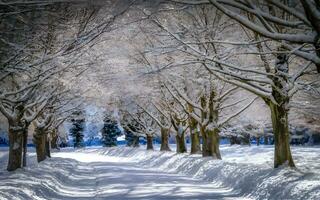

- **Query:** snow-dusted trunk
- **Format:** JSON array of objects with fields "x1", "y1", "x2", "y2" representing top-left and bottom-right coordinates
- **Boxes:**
[
  {"x1": 22, "y1": 130, "x2": 28, "y2": 167},
  {"x1": 200, "y1": 126, "x2": 208, "y2": 157},
  {"x1": 208, "y1": 128, "x2": 221, "y2": 159},
  {"x1": 51, "y1": 131, "x2": 58, "y2": 149},
  {"x1": 7, "y1": 122, "x2": 24, "y2": 171},
  {"x1": 46, "y1": 136, "x2": 51, "y2": 158},
  {"x1": 36, "y1": 134, "x2": 47, "y2": 162},
  {"x1": 146, "y1": 135, "x2": 154, "y2": 150},
  {"x1": 34, "y1": 129, "x2": 47, "y2": 163},
  {"x1": 188, "y1": 106, "x2": 201, "y2": 154},
  {"x1": 22, "y1": 122, "x2": 30, "y2": 167},
  {"x1": 269, "y1": 50, "x2": 295, "y2": 168},
  {"x1": 270, "y1": 102, "x2": 294, "y2": 168},
  {"x1": 160, "y1": 127, "x2": 171, "y2": 151},
  {"x1": 202, "y1": 127, "x2": 221, "y2": 159},
  {"x1": 176, "y1": 133, "x2": 187, "y2": 153},
  {"x1": 190, "y1": 131, "x2": 200, "y2": 154}
]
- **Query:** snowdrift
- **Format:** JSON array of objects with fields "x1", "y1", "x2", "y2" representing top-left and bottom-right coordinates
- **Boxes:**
[
  {"x1": 83, "y1": 145, "x2": 320, "y2": 200},
  {"x1": 0, "y1": 145, "x2": 319, "y2": 200}
]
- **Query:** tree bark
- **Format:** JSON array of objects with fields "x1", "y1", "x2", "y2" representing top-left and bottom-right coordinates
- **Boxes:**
[
  {"x1": 200, "y1": 126, "x2": 209, "y2": 157},
  {"x1": 208, "y1": 129, "x2": 221, "y2": 159},
  {"x1": 190, "y1": 131, "x2": 201, "y2": 154},
  {"x1": 51, "y1": 132, "x2": 58, "y2": 149},
  {"x1": 188, "y1": 104, "x2": 201, "y2": 154},
  {"x1": 46, "y1": 138, "x2": 51, "y2": 158},
  {"x1": 270, "y1": 102, "x2": 295, "y2": 168},
  {"x1": 176, "y1": 132, "x2": 187, "y2": 153},
  {"x1": 269, "y1": 49, "x2": 295, "y2": 168},
  {"x1": 202, "y1": 128, "x2": 221, "y2": 159},
  {"x1": 7, "y1": 122, "x2": 24, "y2": 171},
  {"x1": 160, "y1": 127, "x2": 171, "y2": 151},
  {"x1": 34, "y1": 129, "x2": 47, "y2": 163},
  {"x1": 189, "y1": 117, "x2": 201, "y2": 154},
  {"x1": 22, "y1": 122, "x2": 30, "y2": 167},
  {"x1": 146, "y1": 135, "x2": 154, "y2": 150},
  {"x1": 35, "y1": 134, "x2": 46, "y2": 162}
]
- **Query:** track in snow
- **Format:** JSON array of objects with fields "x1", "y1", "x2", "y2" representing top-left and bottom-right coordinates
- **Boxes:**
[{"x1": 0, "y1": 150, "x2": 244, "y2": 200}]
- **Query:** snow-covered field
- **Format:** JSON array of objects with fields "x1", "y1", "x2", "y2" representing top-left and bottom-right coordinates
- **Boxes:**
[{"x1": 0, "y1": 145, "x2": 319, "y2": 200}]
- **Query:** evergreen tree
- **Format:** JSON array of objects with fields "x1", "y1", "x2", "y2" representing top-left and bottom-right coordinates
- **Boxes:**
[
  {"x1": 101, "y1": 116, "x2": 121, "y2": 147},
  {"x1": 70, "y1": 118, "x2": 85, "y2": 148}
]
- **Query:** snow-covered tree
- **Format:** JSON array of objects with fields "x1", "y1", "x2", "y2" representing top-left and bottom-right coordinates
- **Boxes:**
[
  {"x1": 167, "y1": 0, "x2": 320, "y2": 168},
  {"x1": 70, "y1": 118, "x2": 85, "y2": 148},
  {"x1": 121, "y1": 105, "x2": 158, "y2": 151},
  {"x1": 138, "y1": 102, "x2": 172, "y2": 151},
  {"x1": 70, "y1": 109, "x2": 86, "y2": 148},
  {"x1": 164, "y1": 78, "x2": 256, "y2": 159},
  {"x1": 0, "y1": 0, "x2": 138, "y2": 171},
  {"x1": 101, "y1": 115, "x2": 122, "y2": 147},
  {"x1": 140, "y1": 1, "x2": 320, "y2": 167}
]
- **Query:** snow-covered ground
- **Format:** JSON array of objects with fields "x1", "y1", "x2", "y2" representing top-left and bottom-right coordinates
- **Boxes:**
[{"x1": 0, "y1": 145, "x2": 319, "y2": 200}]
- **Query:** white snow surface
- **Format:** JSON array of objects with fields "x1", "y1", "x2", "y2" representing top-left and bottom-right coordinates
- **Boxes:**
[{"x1": 0, "y1": 145, "x2": 319, "y2": 200}]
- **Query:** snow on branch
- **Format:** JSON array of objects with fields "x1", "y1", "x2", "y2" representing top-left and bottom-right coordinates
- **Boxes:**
[{"x1": 219, "y1": 97, "x2": 258, "y2": 127}]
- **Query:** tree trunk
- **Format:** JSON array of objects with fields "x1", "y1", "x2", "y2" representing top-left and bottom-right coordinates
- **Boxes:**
[
  {"x1": 270, "y1": 102, "x2": 295, "y2": 168},
  {"x1": 200, "y1": 126, "x2": 209, "y2": 157},
  {"x1": 190, "y1": 131, "x2": 200, "y2": 154},
  {"x1": 188, "y1": 105, "x2": 201, "y2": 154},
  {"x1": 51, "y1": 130, "x2": 59, "y2": 149},
  {"x1": 269, "y1": 49, "x2": 295, "y2": 168},
  {"x1": 22, "y1": 130, "x2": 28, "y2": 167},
  {"x1": 7, "y1": 123, "x2": 24, "y2": 171},
  {"x1": 146, "y1": 135, "x2": 154, "y2": 150},
  {"x1": 189, "y1": 122, "x2": 201, "y2": 154},
  {"x1": 35, "y1": 134, "x2": 46, "y2": 162},
  {"x1": 256, "y1": 137, "x2": 260, "y2": 146},
  {"x1": 176, "y1": 132, "x2": 187, "y2": 153},
  {"x1": 22, "y1": 122, "x2": 30, "y2": 167},
  {"x1": 46, "y1": 138, "x2": 51, "y2": 158},
  {"x1": 203, "y1": 128, "x2": 221, "y2": 159},
  {"x1": 160, "y1": 128, "x2": 171, "y2": 151},
  {"x1": 34, "y1": 129, "x2": 47, "y2": 163},
  {"x1": 51, "y1": 134, "x2": 58, "y2": 149},
  {"x1": 209, "y1": 129, "x2": 221, "y2": 159}
]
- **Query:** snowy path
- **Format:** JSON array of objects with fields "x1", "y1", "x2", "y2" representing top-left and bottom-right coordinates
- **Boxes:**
[
  {"x1": 1, "y1": 146, "x2": 319, "y2": 200},
  {"x1": 50, "y1": 152, "x2": 240, "y2": 199},
  {"x1": 0, "y1": 150, "x2": 242, "y2": 200}
]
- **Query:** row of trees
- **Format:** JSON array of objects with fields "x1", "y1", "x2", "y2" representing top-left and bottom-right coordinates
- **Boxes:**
[
  {"x1": 119, "y1": 0, "x2": 319, "y2": 169},
  {"x1": 0, "y1": 0, "x2": 135, "y2": 171},
  {"x1": 1, "y1": 0, "x2": 318, "y2": 171}
]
